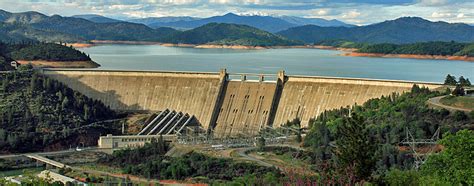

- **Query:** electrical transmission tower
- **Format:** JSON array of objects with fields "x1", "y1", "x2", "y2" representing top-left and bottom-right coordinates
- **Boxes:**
[{"x1": 400, "y1": 127, "x2": 440, "y2": 169}]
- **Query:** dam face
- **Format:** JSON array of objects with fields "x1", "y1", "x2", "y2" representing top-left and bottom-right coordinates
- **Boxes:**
[{"x1": 42, "y1": 69, "x2": 442, "y2": 137}]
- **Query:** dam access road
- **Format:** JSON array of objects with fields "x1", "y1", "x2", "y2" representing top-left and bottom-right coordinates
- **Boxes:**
[{"x1": 41, "y1": 69, "x2": 443, "y2": 137}]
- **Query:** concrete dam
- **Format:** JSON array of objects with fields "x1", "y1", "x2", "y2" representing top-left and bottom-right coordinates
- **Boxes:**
[{"x1": 42, "y1": 69, "x2": 442, "y2": 137}]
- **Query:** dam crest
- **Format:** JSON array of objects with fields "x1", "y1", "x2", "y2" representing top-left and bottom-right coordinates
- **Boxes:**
[{"x1": 41, "y1": 69, "x2": 442, "y2": 137}]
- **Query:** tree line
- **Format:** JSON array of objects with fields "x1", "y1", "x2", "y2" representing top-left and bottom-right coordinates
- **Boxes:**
[{"x1": 356, "y1": 41, "x2": 474, "y2": 57}]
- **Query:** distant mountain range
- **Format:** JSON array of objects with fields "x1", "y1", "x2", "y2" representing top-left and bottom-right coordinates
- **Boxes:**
[
  {"x1": 278, "y1": 17, "x2": 474, "y2": 44},
  {"x1": 1, "y1": 9, "x2": 473, "y2": 46},
  {"x1": 74, "y1": 12, "x2": 353, "y2": 32},
  {"x1": 0, "y1": 10, "x2": 178, "y2": 42},
  {"x1": 130, "y1": 13, "x2": 354, "y2": 32},
  {"x1": 128, "y1": 16, "x2": 200, "y2": 26},
  {"x1": 72, "y1": 14, "x2": 123, "y2": 23}
]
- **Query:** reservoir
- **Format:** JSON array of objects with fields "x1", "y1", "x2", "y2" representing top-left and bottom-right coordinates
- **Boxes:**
[{"x1": 79, "y1": 45, "x2": 473, "y2": 83}]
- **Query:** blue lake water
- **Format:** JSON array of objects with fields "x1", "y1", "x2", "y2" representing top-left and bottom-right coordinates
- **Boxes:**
[{"x1": 79, "y1": 45, "x2": 473, "y2": 83}]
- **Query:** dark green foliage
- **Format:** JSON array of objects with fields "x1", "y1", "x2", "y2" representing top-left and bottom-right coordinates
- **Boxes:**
[
  {"x1": 421, "y1": 130, "x2": 474, "y2": 185},
  {"x1": 454, "y1": 43, "x2": 474, "y2": 56},
  {"x1": 257, "y1": 136, "x2": 266, "y2": 151},
  {"x1": 100, "y1": 143, "x2": 281, "y2": 181},
  {"x1": 357, "y1": 41, "x2": 474, "y2": 57},
  {"x1": 0, "y1": 42, "x2": 90, "y2": 63},
  {"x1": 161, "y1": 23, "x2": 301, "y2": 46},
  {"x1": 0, "y1": 70, "x2": 117, "y2": 153},
  {"x1": 452, "y1": 85, "x2": 465, "y2": 96},
  {"x1": 384, "y1": 168, "x2": 420, "y2": 185},
  {"x1": 303, "y1": 85, "x2": 473, "y2": 181},
  {"x1": 444, "y1": 74, "x2": 457, "y2": 85},
  {"x1": 9, "y1": 43, "x2": 91, "y2": 61},
  {"x1": 334, "y1": 113, "x2": 377, "y2": 181},
  {"x1": 458, "y1": 76, "x2": 471, "y2": 86}
]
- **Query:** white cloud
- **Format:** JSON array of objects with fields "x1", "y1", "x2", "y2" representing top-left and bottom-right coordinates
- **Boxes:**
[
  {"x1": 418, "y1": 0, "x2": 448, "y2": 6},
  {"x1": 342, "y1": 10, "x2": 361, "y2": 19},
  {"x1": 431, "y1": 11, "x2": 452, "y2": 18}
]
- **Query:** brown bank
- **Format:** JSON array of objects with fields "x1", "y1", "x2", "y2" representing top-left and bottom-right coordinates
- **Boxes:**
[
  {"x1": 344, "y1": 52, "x2": 474, "y2": 62},
  {"x1": 17, "y1": 60, "x2": 100, "y2": 68}
]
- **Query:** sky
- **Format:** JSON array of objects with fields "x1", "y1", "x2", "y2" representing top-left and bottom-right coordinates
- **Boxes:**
[{"x1": 1, "y1": 0, "x2": 473, "y2": 25}]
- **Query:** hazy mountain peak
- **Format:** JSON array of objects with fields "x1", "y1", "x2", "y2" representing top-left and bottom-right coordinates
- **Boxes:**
[
  {"x1": 72, "y1": 14, "x2": 122, "y2": 23},
  {"x1": 223, "y1": 12, "x2": 239, "y2": 17}
]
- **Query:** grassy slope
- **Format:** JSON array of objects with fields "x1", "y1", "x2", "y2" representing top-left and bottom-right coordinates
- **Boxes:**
[{"x1": 440, "y1": 96, "x2": 474, "y2": 110}]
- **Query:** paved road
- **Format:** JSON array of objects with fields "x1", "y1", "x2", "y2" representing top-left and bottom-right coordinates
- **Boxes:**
[
  {"x1": 25, "y1": 154, "x2": 69, "y2": 168},
  {"x1": 235, "y1": 147, "x2": 274, "y2": 167},
  {"x1": 427, "y1": 96, "x2": 472, "y2": 112},
  {"x1": 234, "y1": 144, "x2": 305, "y2": 171}
]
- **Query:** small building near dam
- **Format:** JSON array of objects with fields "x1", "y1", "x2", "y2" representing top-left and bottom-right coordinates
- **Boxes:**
[{"x1": 98, "y1": 134, "x2": 176, "y2": 149}]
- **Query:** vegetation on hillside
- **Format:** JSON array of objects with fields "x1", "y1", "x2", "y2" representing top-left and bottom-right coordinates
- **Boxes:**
[
  {"x1": 161, "y1": 23, "x2": 301, "y2": 46},
  {"x1": 8, "y1": 42, "x2": 91, "y2": 61},
  {"x1": 0, "y1": 70, "x2": 119, "y2": 153},
  {"x1": 0, "y1": 10, "x2": 179, "y2": 42},
  {"x1": 0, "y1": 22, "x2": 85, "y2": 43},
  {"x1": 357, "y1": 41, "x2": 474, "y2": 57},
  {"x1": 303, "y1": 85, "x2": 473, "y2": 184},
  {"x1": 0, "y1": 42, "x2": 91, "y2": 70},
  {"x1": 100, "y1": 138, "x2": 282, "y2": 183}
]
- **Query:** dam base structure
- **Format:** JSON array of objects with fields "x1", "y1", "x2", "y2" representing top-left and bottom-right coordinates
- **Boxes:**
[{"x1": 42, "y1": 69, "x2": 442, "y2": 138}]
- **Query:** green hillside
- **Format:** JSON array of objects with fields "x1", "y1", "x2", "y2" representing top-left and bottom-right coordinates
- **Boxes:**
[
  {"x1": 357, "y1": 41, "x2": 474, "y2": 57},
  {"x1": 0, "y1": 22, "x2": 85, "y2": 43},
  {"x1": 0, "y1": 70, "x2": 120, "y2": 153},
  {"x1": 0, "y1": 42, "x2": 91, "y2": 62},
  {"x1": 161, "y1": 23, "x2": 301, "y2": 46},
  {"x1": 0, "y1": 10, "x2": 179, "y2": 42}
]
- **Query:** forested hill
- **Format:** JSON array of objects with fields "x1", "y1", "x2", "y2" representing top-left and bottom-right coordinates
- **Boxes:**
[
  {"x1": 0, "y1": 10, "x2": 179, "y2": 42},
  {"x1": 0, "y1": 22, "x2": 84, "y2": 43},
  {"x1": 0, "y1": 70, "x2": 120, "y2": 153},
  {"x1": 0, "y1": 42, "x2": 92, "y2": 70},
  {"x1": 278, "y1": 17, "x2": 474, "y2": 44},
  {"x1": 356, "y1": 42, "x2": 474, "y2": 57},
  {"x1": 161, "y1": 23, "x2": 302, "y2": 46}
]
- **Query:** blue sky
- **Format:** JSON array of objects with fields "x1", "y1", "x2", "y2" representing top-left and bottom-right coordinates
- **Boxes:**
[{"x1": 1, "y1": 0, "x2": 473, "y2": 25}]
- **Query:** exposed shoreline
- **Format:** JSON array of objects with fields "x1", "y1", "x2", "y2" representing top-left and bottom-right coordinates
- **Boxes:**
[
  {"x1": 343, "y1": 52, "x2": 474, "y2": 62},
  {"x1": 67, "y1": 40, "x2": 473, "y2": 62},
  {"x1": 17, "y1": 60, "x2": 100, "y2": 68}
]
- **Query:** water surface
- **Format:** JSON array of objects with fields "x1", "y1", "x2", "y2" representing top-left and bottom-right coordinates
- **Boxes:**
[{"x1": 79, "y1": 45, "x2": 473, "y2": 83}]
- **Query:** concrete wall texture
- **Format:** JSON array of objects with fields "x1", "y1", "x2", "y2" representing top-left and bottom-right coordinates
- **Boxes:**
[
  {"x1": 42, "y1": 70, "x2": 222, "y2": 129},
  {"x1": 42, "y1": 69, "x2": 442, "y2": 137},
  {"x1": 213, "y1": 81, "x2": 277, "y2": 137}
]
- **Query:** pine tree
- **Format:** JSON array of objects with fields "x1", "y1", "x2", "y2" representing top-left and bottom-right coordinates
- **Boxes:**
[
  {"x1": 458, "y1": 76, "x2": 471, "y2": 87},
  {"x1": 335, "y1": 113, "x2": 377, "y2": 181},
  {"x1": 444, "y1": 74, "x2": 457, "y2": 85},
  {"x1": 452, "y1": 85, "x2": 465, "y2": 96}
]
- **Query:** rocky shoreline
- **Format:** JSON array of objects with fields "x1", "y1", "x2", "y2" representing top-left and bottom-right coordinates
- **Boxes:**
[{"x1": 343, "y1": 52, "x2": 474, "y2": 62}]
